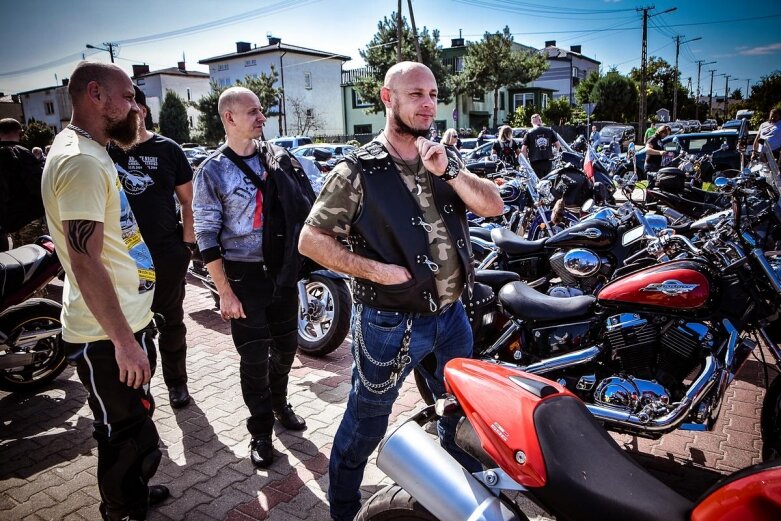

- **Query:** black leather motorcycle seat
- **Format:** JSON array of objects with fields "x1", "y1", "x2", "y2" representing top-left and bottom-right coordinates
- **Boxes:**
[
  {"x1": 686, "y1": 185, "x2": 726, "y2": 205},
  {"x1": 498, "y1": 281, "x2": 595, "y2": 321},
  {"x1": 657, "y1": 166, "x2": 685, "y2": 176},
  {"x1": 490, "y1": 227, "x2": 547, "y2": 255},
  {"x1": 0, "y1": 244, "x2": 48, "y2": 300},
  {"x1": 474, "y1": 270, "x2": 520, "y2": 291},
  {"x1": 532, "y1": 396, "x2": 692, "y2": 521},
  {"x1": 469, "y1": 226, "x2": 494, "y2": 242}
]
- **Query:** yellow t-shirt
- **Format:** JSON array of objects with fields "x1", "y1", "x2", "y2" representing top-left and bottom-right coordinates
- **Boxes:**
[{"x1": 41, "y1": 128, "x2": 155, "y2": 343}]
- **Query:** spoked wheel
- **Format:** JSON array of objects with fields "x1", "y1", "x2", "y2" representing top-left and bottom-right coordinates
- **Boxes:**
[
  {"x1": 297, "y1": 274, "x2": 352, "y2": 357},
  {"x1": 0, "y1": 300, "x2": 66, "y2": 392}
]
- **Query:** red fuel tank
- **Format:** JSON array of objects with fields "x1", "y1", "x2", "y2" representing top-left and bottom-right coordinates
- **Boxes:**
[{"x1": 598, "y1": 260, "x2": 711, "y2": 310}]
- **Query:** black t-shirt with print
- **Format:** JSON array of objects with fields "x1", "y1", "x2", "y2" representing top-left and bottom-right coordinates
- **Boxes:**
[
  {"x1": 522, "y1": 127, "x2": 558, "y2": 163},
  {"x1": 492, "y1": 139, "x2": 520, "y2": 166},
  {"x1": 644, "y1": 135, "x2": 665, "y2": 172},
  {"x1": 109, "y1": 134, "x2": 193, "y2": 254}
]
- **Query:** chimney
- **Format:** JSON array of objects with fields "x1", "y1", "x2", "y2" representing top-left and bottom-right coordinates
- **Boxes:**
[
  {"x1": 236, "y1": 41, "x2": 251, "y2": 53},
  {"x1": 545, "y1": 40, "x2": 556, "y2": 48},
  {"x1": 177, "y1": 61, "x2": 186, "y2": 71},
  {"x1": 61, "y1": 78, "x2": 69, "y2": 86},
  {"x1": 451, "y1": 38, "x2": 464, "y2": 48},
  {"x1": 570, "y1": 45, "x2": 582, "y2": 54},
  {"x1": 268, "y1": 36, "x2": 281, "y2": 46},
  {"x1": 132, "y1": 64, "x2": 150, "y2": 77}
]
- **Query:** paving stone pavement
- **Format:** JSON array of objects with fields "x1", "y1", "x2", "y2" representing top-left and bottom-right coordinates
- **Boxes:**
[{"x1": 0, "y1": 276, "x2": 775, "y2": 520}]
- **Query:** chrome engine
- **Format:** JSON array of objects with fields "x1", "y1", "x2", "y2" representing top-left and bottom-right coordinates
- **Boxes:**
[
  {"x1": 549, "y1": 248, "x2": 612, "y2": 293},
  {"x1": 592, "y1": 313, "x2": 716, "y2": 417}
]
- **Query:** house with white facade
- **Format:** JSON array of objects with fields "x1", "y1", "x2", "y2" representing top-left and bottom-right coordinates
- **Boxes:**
[
  {"x1": 17, "y1": 81, "x2": 71, "y2": 133},
  {"x1": 199, "y1": 37, "x2": 351, "y2": 137},
  {"x1": 533, "y1": 41, "x2": 600, "y2": 105},
  {"x1": 131, "y1": 63, "x2": 210, "y2": 129}
]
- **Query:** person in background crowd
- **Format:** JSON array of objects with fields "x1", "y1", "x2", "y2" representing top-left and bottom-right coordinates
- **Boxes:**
[
  {"x1": 441, "y1": 127, "x2": 461, "y2": 154},
  {"x1": 193, "y1": 86, "x2": 314, "y2": 469},
  {"x1": 31, "y1": 146, "x2": 45, "y2": 162},
  {"x1": 644, "y1": 124, "x2": 671, "y2": 189},
  {"x1": 430, "y1": 128, "x2": 440, "y2": 142},
  {"x1": 298, "y1": 61, "x2": 503, "y2": 521},
  {"x1": 491, "y1": 125, "x2": 521, "y2": 167},
  {"x1": 521, "y1": 113, "x2": 561, "y2": 177},
  {"x1": 644, "y1": 124, "x2": 656, "y2": 144},
  {"x1": 41, "y1": 61, "x2": 168, "y2": 521},
  {"x1": 753, "y1": 108, "x2": 781, "y2": 163},
  {"x1": 589, "y1": 124, "x2": 600, "y2": 146},
  {"x1": 0, "y1": 118, "x2": 45, "y2": 251},
  {"x1": 108, "y1": 85, "x2": 195, "y2": 410},
  {"x1": 477, "y1": 125, "x2": 490, "y2": 145},
  {"x1": 610, "y1": 134, "x2": 622, "y2": 157}
]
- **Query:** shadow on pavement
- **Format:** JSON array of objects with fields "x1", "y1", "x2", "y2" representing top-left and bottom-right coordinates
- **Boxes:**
[{"x1": 187, "y1": 309, "x2": 230, "y2": 333}]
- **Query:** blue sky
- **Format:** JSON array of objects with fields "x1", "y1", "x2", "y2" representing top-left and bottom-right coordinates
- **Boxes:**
[{"x1": 1, "y1": 0, "x2": 777, "y2": 100}]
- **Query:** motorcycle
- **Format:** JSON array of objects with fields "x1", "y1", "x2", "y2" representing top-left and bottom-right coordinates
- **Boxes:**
[
  {"x1": 188, "y1": 259, "x2": 352, "y2": 357},
  {"x1": 0, "y1": 236, "x2": 66, "y2": 392},
  {"x1": 418, "y1": 157, "x2": 781, "y2": 454},
  {"x1": 358, "y1": 358, "x2": 781, "y2": 521}
]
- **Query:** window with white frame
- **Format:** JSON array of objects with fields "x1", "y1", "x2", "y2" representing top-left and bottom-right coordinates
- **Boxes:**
[
  {"x1": 353, "y1": 88, "x2": 371, "y2": 108},
  {"x1": 455, "y1": 57, "x2": 464, "y2": 73},
  {"x1": 542, "y1": 94, "x2": 548, "y2": 109},
  {"x1": 44, "y1": 101, "x2": 54, "y2": 115},
  {"x1": 245, "y1": 59, "x2": 256, "y2": 67},
  {"x1": 218, "y1": 77, "x2": 231, "y2": 87},
  {"x1": 572, "y1": 66, "x2": 579, "y2": 78},
  {"x1": 304, "y1": 72, "x2": 312, "y2": 90},
  {"x1": 513, "y1": 93, "x2": 535, "y2": 110},
  {"x1": 217, "y1": 64, "x2": 229, "y2": 71}
]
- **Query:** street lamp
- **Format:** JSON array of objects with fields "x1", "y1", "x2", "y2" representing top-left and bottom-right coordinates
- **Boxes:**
[{"x1": 86, "y1": 43, "x2": 116, "y2": 63}]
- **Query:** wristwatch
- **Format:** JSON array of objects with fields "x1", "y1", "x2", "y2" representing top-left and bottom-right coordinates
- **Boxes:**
[{"x1": 440, "y1": 156, "x2": 461, "y2": 182}]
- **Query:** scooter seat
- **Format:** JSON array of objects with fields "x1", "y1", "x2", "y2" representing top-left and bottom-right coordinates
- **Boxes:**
[
  {"x1": 490, "y1": 228, "x2": 547, "y2": 255},
  {"x1": 498, "y1": 281, "x2": 595, "y2": 321},
  {"x1": 532, "y1": 395, "x2": 692, "y2": 521},
  {"x1": 0, "y1": 244, "x2": 48, "y2": 301},
  {"x1": 474, "y1": 270, "x2": 520, "y2": 291}
]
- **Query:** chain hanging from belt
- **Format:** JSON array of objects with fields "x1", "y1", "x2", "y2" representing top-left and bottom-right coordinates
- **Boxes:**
[{"x1": 352, "y1": 303, "x2": 414, "y2": 394}]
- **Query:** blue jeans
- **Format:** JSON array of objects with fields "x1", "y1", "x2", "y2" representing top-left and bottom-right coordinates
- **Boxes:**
[{"x1": 328, "y1": 301, "x2": 479, "y2": 521}]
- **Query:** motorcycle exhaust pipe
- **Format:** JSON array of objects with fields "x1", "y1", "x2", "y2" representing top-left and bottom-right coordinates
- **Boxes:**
[
  {"x1": 297, "y1": 279, "x2": 310, "y2": 316},
  {"x1": 377, "y1": 420, "x2": 519, "y2": 521},
  {"x1": 522, "y1": 345, "x2": 602, "y2": 374},
  {"x1": 586, "y1": 355, "x2": 719, "y2": 432}
]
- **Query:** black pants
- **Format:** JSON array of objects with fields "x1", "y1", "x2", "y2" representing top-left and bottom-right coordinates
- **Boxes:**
[
  {"x1": 150, "y1": 244, "x2": 190, "y2": 387},
  {"x1": 531, "y1": 159, "x2": 553, "y2": 177},
  {"x1": 64, "y1": 324, "x2": 161, "y2": 521},
  {"x1": 224, "y1": 260, "x2": 299, "y2": 437}
]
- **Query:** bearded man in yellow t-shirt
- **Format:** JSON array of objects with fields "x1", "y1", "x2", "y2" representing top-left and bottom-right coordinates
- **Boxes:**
[{"x1": 41, "y1": 61, "x2": 168, "y2": 521}]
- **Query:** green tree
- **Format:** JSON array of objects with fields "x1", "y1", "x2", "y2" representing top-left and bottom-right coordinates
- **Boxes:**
[
  {"x1": 454, "y1": 26, "x2": 548, "y2": 128},
  {"x1": 507, "y1": 104, "x2": 538, "y2": 127},
  {"x1": 630, "y1": 56, "x2": 680, "y2": 114},
  {"x1": 575, "y1": 69, "x2": 601, "y2": 105},
  {"x1": 159, "y1": 91, "x2": 190, "y2": 144},
  {"x1": 355, "y1": 12, "x2": 452, "y2": 114},
  {"x1": 21, "y1": 120, "x2": 54, "y2": 150},
  {"x1": 192, "y1": 69, "x2": 283, "y2": 145},
  {"x1": 731, "y1": 88, "x2": 743, "y2": 101},
  {"x1": 543, "y1": 97, "x2": 572, "y2": 125},
  {"x1": 748, "y1": 70, "x2": 781, "y2": 116},
  {"x1": 591, "y1": 70, "x2": 638, "y2": 122}
]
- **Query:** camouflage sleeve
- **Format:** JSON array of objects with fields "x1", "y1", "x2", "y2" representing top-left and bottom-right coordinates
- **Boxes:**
[{"x1": 304, "y1": 160, "x2": 362, "y2": 237}]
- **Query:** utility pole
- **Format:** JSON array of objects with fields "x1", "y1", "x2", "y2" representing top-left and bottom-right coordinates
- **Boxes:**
[
  {"x1": 637, "y1": 6, "x2": 676, "y2": 138},
  {"x1": 724, "y1": 74, "x2": 732, "y2": 119},
  {"x1": 695, "y1": 60, "x2": 716, "y2": 120},
  {"x1": 708, "y1": 69, "x2": 718, "y2": 118},
  {"x1": 86, "y1": 42, "x2": 117, "y2": 63},
  {"x1": 407, "y1": 0, "x2": 421, "y2": 62},
  {"x1": 745, "y1": 78, "x2": 751, "y2": 100},
  {"x1": 396, "y1": 0, "x2": 402, "y2": 63},
  {"x1": 673, "y1": 35, "x2": 701, "y2": 121}
]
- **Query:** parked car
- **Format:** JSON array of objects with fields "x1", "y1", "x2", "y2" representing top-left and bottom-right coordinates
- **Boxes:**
[
  {"x1": 656, "y1": 121, "x2": 685, "y2": 134},
  {"x1": 687, "y1": 120, "x2": 702, "y2": 132},
  {"x1": 701, "y1": 119, "x2": 718, "y2": 131},
  {"x1": 268, "y1": 136, "x2": 313, "y2": 149},
  {"x1": 631, "y1": 129, "x2": 741, "y2": 179},
  {"x1": 597, "y1": 125, "x2": 636, "y2": 152},
  {"x1": 721, "y1": 119, "x2": 743, "y2": 131},
  {"x1": 459, "y1": 138, "x2": 480, "y2": 154},
  {"x1": 291, "y1": 143, "x2": 357, "y2": 173},
  {"x1": 512, "y1": 127, "x2": 530, "y2": 139},
  {"x1": 183, "y1": 147, "x2": 208, "y2": 167}
]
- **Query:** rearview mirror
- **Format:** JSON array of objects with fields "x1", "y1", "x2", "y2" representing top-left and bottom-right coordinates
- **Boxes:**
[
  {"x1": 581, "y1": 199, "x2": 594, "y2": 213},
  {"x1": 714, "y1": 176, "x2": 730, "y2": 188},
  {"x1": 628, "y1": 142, "x2": 635, "y2": 153}
]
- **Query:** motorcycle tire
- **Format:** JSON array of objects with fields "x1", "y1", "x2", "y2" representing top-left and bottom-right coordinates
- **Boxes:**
[
  {"x1": 0, "y1": 299, "x2": 66, "y2": 392},
  {"x1": 761, "y1": 373, "x2": 781, "y2": 461},
  {"x1": 297, "y1": 274, "x2": 352, "y2": 357},
  {"x1": 355, "y1": 484, "x2": 439, "y2": 521}
]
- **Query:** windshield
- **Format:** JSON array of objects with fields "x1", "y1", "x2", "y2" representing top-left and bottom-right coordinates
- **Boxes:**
[{"x1": 600, "y1": 127, "x2": 622, "y2": 136}]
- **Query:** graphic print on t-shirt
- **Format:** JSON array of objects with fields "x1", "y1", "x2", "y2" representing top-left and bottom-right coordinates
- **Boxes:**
[
  {"x1": 115, "y1": 177, "x2": 156, "y2": 293},
  {"x1": 535, "y1": 135, "x2": 550, "y2": 151},
  {"x1": 116, "y1": 159, "x2": 155, "y2": 195}
]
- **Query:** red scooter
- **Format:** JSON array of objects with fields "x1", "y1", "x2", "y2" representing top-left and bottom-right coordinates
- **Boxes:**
[
  {"x1": 0, "y1": 236, "x2": 65, "y2": 392},
  {"x1": 358, "y1": 358, "x2": 781, "y2": 521}
]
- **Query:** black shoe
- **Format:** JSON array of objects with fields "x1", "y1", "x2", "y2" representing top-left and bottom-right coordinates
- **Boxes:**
[
  {"x1": 149, "y1": 485, "x2": 170, "y2": 506},
  {"x1": 168, "y1": 384, "x2": 191, "y2": 409},
  {"x1": 250, "y1": 436, "x2": 275, "y2": 468},
  {"x1": 274, "y1": 403, "x2": 307, "y2": 431}
]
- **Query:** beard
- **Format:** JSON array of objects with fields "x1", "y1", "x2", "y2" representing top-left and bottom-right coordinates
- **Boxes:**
[
  {"x1": 391, "y1": 105, "x2": 430, "y2": 139},
  {"x1": 105, "y1": 110, "x2": 140, "y2": 151}
]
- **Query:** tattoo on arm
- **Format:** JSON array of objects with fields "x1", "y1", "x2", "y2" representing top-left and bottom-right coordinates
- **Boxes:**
[{"x1": 68, "y1": 220, "x2": 97, "y2": 255}]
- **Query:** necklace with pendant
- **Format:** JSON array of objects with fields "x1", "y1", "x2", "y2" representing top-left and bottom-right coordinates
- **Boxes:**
[
  {"x1": 67, "y1": 124, "x2": 94, "y2": 142},
  {"x1": 384, "y1": 134, "x2": 423, "y2": 196}
]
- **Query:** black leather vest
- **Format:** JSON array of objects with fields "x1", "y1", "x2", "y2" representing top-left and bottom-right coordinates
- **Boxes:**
[{"x1": 347, "y1": 141, "x2": 474, "y2": 314}]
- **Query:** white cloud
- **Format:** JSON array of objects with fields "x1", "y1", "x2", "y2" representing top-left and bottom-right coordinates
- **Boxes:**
[{"x1": 739, "y1": 43, "x2": 781, "y2": 56}]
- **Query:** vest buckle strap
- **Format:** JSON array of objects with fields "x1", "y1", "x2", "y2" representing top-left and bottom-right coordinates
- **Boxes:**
[
  {"x1": 423, "y1": 291, "x2": 438, "y2": 313},
  {"x1": 416, "y1": 254, "x2": 439, "y2": 273},
  {"x1": 410, "y1": 216, "x2": 433, "y2": 233}
]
